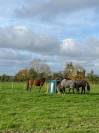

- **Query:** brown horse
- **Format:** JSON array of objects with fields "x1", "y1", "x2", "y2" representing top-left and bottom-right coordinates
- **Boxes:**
[
  {"x1": 26, "y1": 78, "x2": 46, "y2": 91},
  {"x1": 75, "y1": 80, "x2": 90, "y2": 94}
]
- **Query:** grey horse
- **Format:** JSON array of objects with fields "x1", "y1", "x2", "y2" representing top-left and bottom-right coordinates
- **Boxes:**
[{"x1": 57, "y1": 79, "x2": 77, "y2": 94}]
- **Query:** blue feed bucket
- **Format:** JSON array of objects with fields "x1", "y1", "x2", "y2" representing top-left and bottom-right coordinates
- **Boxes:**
[{"x1": 48, "y1": 80, "x2": 57, "y2": 94}]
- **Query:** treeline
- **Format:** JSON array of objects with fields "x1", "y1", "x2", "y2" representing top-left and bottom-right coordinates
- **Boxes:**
[
  {"x1": 86, "y1": 73, "x2": 99, "y2": 84},
  {"x1": 0, "y1": 71, "x2": 63, "y2": 82},
  {"x1": 0, "y1": 74, "x2": 15, "y2": 82},
  {"x1": 1, "y1": 71, "x2": 99, "y2": 84},
  {"x1": 0, "y1": 59, "x2": 99, "y2": 84}
]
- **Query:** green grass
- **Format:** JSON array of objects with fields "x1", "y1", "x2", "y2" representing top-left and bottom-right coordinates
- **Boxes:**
[{"x1": 0, "y1": 82, "x2": 99, "y2": 133}]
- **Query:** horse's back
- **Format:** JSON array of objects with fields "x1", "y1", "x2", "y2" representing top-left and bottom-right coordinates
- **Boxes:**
[
  {"x1": 61, "y1": 79, "x2": 75, "y2": 88},
  {"x1": 33, "y1": 80, "x2": 40, "y2": 86},
  {"x1": 34, "y1": 79, "x2": 45, "y2": 86}
]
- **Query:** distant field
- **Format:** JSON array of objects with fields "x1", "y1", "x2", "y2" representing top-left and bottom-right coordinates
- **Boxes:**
[{"x1": 0, "y1": 82, "x2": 99, "y2": 133}]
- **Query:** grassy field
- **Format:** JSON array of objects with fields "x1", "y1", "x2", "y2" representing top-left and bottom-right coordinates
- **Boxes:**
[{"x1": 0, "y1": 82, "x2": 99, "y2": 133}]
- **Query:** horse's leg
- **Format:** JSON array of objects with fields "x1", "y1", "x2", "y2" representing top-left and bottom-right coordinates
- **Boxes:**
[
  {"x1": 61, "y1": 87, "x2": 65, "y2": 94},
  {"x1": 60, "y1": 89, "x2": 64, "y2": 94},
  {"x1": 63, "y1": 87, "x2": 65, "y2": 94},
  {"x1": 39, "y1": 82, "x2": 44, "y2": 91},
  {"x1": 29, "y1": 86, "x2": 31, "y2": 92},
  {"x1": 81, "y1": 87, "x2": 83, "y2": 94},
  {"x1": 29, "y1": 87, "x2": 31, "y2": 92},
  {"x1": 29, "y1": 84, "x2": 33, "y2": 92},
  {"x1": 81, "y1": 86, "x2": 85, "y2": 94},
  {"x1": 27, "y1": 85, "x2": 31, "y2": 92},
  {"x1": 57, "y1": 87, "x2": 59, "y2": 93},
  {"x1": 27, "y1": 85, "x2": 29, "y2": 91},
  {"x1": 56, "y1": 86, "x2": 59, "y2": 93},
  {"x1": 56, "y1": 83, "x2": 60, "y2": 93},
  {"x1": 76, "y1": 86, "x2": 79, "y2": 93},
  {"x1": 33, "y1": 84, "x2": 35, "y2": 90},
  {"x1": 37, "y1": 84, "x2": 41, "y2": 92},
  {"x1": 40, "y1": 85, "x2": 42, "y2": 91},
  {"x1": 26, "y1": 81, "x2": 29, "y2": 91},
  {"x1": 83, "y1": 86, "x2": 85, "y2": 94},
  {"x1": 68, "y1": 88, "x2": 71, "y2": 93},
  {"x1": 73, "y1": 88, "x2": 75, "y2": 94}
]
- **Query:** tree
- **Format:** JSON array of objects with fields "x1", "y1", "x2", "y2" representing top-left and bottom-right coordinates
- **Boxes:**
[
  {"x1": 64, "y1": 62, "x2": 73, "y2": 77},
  {"x1": 28, "y1": 68, "x2": 38, "y2": 79},
  {"x1": 64, "y1": 62, "x2": 85, "y2": 80},
  {"x1": 0, "y1": 74, "x2": 10, "y2": 81},
  {"x1": 87, "y1": 70, "x2": 99, "y2": 84},
  {"x1": 29, "y1": 59, "x2": 51, "y2": 76},
  {"x1": 15, "y1": 69, "x2": 28, "y2": 81},
  {"x1": 52, "y1": 71, "x2": 63, "y2": 80}
]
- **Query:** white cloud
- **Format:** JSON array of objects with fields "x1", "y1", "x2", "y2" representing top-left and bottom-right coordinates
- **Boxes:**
[
  {"x1": 0, "y1": 25, "x2": 60, "y2": 55},
  {"x1": 61, "y1": 39, "x2": 77, "y2": 52},
  {"x1": 0, "y1": 48, "x2": 32, "y2": 61},
  {"x1": 16, "y1": 0, "x2": 99, "y2": 20},
  {"x1": 1, "y1": 25, "x2": 99, "y2": 59},
  {"x1": 0, "y1": 25, "x2": 99, "y2": 74}
]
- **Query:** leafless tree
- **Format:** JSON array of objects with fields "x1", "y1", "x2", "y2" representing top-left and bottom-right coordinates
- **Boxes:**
[{"x1": 29, "y1": 59, "x2": 51, "y2": 74}]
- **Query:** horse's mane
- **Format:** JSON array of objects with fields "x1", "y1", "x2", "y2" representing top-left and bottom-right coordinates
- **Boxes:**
[{"x1": 64, "y1": 77, "x2": 71, "y2": 80}]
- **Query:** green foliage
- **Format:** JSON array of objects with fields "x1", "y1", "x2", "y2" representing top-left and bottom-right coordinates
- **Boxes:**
[
  {"x1": 87, "y1": 73, "x2": 99, "y2": 84},
  {"x1": 64, "y1": 63, "x2": 85, "y2": 80},
  {"x1": 0, "y1": 75, "x2": 14, "y2": 82},
  {"x1": 15, "y1": 69, "x2": 29, "y2": 81},
  {"x1": 28, "y1": 68, "x2": 38, "y2": 79},
  {"x1": 0, "y1": 82, "x2": 99, "y2": 133},
  {"x1": 52, "y1": 72, "x2": 63, "y2": 80}
]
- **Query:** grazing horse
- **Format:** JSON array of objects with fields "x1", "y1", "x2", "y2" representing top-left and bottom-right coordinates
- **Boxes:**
[
  {"x1": 26, "y1": 78, "x2": 45, "y2": 92},
  {"x1": 57, "y1": 79, "x2": 76, "y2": 94},
  {"x1": 75, "y1": 80, "x2": 90, "y2": 94},
  {"x1": 57, "y1": 79, "x2": 90, "y2": 94}
]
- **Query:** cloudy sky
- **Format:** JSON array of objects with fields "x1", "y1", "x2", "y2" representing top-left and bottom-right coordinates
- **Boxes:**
[{"x1": 0, "y1": 0, "x2": 99, "y2": 75}]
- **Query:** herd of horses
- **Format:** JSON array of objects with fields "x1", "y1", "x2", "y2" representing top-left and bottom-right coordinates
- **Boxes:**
[
  {"x1": 56, "y1": 79, "x2": 90, "y2": 94},
  {"x1": 26, "y1": 78, "x2": 90, "y2": 94}
]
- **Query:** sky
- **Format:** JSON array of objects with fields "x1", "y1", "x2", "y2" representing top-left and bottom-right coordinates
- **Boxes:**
[{"x1": 0, "y1": 0, "x2": 99, "y2": 75}]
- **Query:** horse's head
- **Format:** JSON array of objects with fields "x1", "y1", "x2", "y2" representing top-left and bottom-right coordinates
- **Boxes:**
[{"x1": 42, "y1": 78, "x2": 46, "y2": 82}]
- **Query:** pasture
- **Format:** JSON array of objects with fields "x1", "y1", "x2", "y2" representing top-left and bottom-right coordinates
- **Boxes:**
[{"x1": 0, "y1": 82, "x2": 99, "y2": 133}]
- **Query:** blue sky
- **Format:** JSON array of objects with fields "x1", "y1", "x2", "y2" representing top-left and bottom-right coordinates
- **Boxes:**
[{"x1": 0, "y1": 0, "x2": 99, "y2": 75}]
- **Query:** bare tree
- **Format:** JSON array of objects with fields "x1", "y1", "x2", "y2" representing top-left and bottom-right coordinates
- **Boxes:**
[{"x1": 29, "y1": 59, "x2": 51, "y2": 74}]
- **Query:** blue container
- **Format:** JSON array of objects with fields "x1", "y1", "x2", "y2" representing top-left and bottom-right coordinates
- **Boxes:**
[{"x1": 48, "y1": 80, "x2": 57, "y2": 94}]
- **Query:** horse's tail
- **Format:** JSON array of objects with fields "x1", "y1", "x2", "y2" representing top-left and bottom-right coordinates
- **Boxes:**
[{"x1": 86, "y1": 81, "x2": 90, "y2": 92}]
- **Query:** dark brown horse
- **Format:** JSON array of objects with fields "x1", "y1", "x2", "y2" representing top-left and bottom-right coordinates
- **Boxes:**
[
  {"x1": 26, "y1": 78, "x2": 46, "y2": 91},
  {"x1": 75, "y1": 80, "x2": 90, "y2": 94}
]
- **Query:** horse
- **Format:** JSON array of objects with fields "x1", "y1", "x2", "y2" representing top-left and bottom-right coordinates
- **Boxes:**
[
  {"x1": 26, "y1": 78, "x2": 46, "y2": 92},
  {"x1": 56, "y1": 79, "x2": 90, "y2": 94},
  {"x1": 56, "y1": 79, "x2": 77, "y2": 94},
  {"x1": 74, "y1": 80, "x2": 90, "y2": 94}
]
